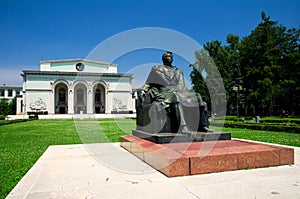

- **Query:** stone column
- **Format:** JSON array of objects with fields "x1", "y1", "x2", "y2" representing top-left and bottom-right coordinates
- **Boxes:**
[
  {"x1": 106, "y1": 91, "x2": 112, "y2": 113},
  {"x1": 48, "y1": 90, "x2": 55, "y2": 114},
  {"x1": 87, "y1": 89, "x2": 93, "y2": 114},
  {"x1": 16, "y1": 97, "x2": 22, "y2": 114},
  {"x1": 68, "y1": 88, "x2": 74, "y2": 114},
  {"x1": 4, "y1": 89, "x2": 8, "y2": 98}
]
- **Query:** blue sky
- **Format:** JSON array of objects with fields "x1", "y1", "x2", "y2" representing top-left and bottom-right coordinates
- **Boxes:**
[{"x1": 0, "y1": 0, "x2": 299, "y2": 87}]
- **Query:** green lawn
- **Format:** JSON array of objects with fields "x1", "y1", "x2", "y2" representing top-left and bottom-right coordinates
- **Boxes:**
[
  {"x1": 0, "y1": 119, "x2": 134, "y2": 198},
  {"x1": 223, "y1": 127, "x2": 300, "y2": 147},
  {"x1": 0, "y1": 118, "x2": 299, "y2": 198}
]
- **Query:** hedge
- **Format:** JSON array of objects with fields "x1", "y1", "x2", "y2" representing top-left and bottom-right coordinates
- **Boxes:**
[
  {"x1": 0, "y1": 119, "x2": 33, "y2": 126},
  {"x1": 260, "y1": 120, "x2": 300, "y2": 125},
  {"x1": 223, "y1": 122, "x2": 300, "y2": 134}
]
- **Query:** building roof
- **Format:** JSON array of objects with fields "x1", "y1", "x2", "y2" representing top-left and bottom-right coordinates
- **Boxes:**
[
  {"x1": 40, "y1": 58, "x2": 118, "y2": 67},
  {"x1": 0, "y1": 85, "x2": 22, "y2": 89},
  {"x1": 21, "y1": 70, "x2": 133, "y2": 78}
]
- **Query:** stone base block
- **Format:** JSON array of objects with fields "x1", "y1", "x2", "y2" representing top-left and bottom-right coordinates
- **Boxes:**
[
  {"x1": 132, "y1": 129, "x2": 231, "y2": 144},
  {"x1": 120, "y1": 135, "x2": 294, "y2": 177}
]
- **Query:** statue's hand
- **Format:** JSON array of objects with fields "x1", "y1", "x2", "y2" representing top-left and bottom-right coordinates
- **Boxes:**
[
  {"x1": 157, "y1": 102, "x2": 169, "y2": 111},
  {"x1": 139, "y1": 90, "x2": 149, "y2": 103},
  {"x1": 141, "y1": 90, "x2": 146, "y2": 96}
]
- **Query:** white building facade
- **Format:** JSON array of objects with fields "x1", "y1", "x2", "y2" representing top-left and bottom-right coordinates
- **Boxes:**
[
  {"x1": 0, "y1": 86, "x2": 23, "y2": 100},
  {"x1": 21, "y1": 59, "x2": 133, "y2": 115}
]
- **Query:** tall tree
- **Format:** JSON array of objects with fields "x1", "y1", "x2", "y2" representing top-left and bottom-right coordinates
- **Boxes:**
[
  {"x1": 191, "y1": 47, "x2": 227, "y2": 115},
  {"x1": 189, "y1": 62, "x2": 210, "y2": 105},
  {"x1": 223, "y1": 34, "x2": 245, "y2": 114},
  {"x1": 191, "y1": 11, "x2": 300, "y2": 116},
  {"x1": 0, "y1": 97, "x2": 17, "y2": 116},
  {"x1": 240, "y1": 11, "x2": 300, "y2": 115}
]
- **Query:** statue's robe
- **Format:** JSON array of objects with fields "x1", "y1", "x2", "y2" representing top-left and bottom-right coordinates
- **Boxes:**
[{"x1": 143, "y1": 65, "x2": 205, "y2": 107}]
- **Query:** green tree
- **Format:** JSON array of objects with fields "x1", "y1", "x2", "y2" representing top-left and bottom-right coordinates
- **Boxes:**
[
  {"x1": 189, "y1": 63, "x2": 210, "y2": 105},
  {"x1": 223, "y1": 34, "x2": 245, "y2": 115},
  {"x1": 0, "y1": 99, "x2": 10, "y2": 116},
  {"x1": 191, "y1": 11, "x2": 300, "y2": 116},
  {"x1": 198, "y1": 38, "x2": 244, "y2": 115},
  {"x1": 192, "y1": 48, "x2": 226, "y2": 115},
  {"x1": 0, "y1": 98, "x2": 16, "y2": 116},
  {"x1": 240, "y1": 11, "x2": 300, "y2": 115},
  {"x1": 9, "y1": 97, "x2": 17, "y2": 115},
  {"x1": 277, "y1": 27, "x2": 300, "y2": 115}
]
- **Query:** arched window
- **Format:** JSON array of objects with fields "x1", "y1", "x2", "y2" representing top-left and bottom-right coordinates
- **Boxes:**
[
  {"x1": 77, "y1": 88, "x2": 84, "y2": 103},
  {"x1": 59, "y1": 88, "x2": 66, "y2": 102},
  {"x1": 95, "y1": 88, "x2": 101, "y2": 104}
]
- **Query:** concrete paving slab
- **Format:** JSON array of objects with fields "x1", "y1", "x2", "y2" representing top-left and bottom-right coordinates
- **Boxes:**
[{"x1": 6, "y1": 141, "x2": 300, "y2": 199}]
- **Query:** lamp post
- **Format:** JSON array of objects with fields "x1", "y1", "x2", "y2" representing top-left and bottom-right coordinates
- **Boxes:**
[{"x1": 233, "y1": 85, "x2": 242, "y2": 117}]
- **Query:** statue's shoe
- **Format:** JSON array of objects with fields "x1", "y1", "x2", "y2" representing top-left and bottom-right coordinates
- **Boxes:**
[
  {"x1": 179, "y1": 125, "x2": 191, "y2": 135},
  {"x1": 199, "y1": 127, "x2": 213, "y2": 133}
]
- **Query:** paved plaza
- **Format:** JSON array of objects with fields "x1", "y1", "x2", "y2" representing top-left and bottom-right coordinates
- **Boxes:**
[{"x1": 7, "y1": 140, "x2": 300, "y2": 199}]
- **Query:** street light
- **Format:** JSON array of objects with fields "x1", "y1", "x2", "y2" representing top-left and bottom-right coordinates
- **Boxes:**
[{"x1": 233, "y1": 85, "x2": 242, "y2": 117}]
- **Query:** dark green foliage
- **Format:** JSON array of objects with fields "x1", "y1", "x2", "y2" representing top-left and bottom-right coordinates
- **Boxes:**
[
  {"x1": 191, "y1": 11, "x2": 300, "y2": 116},
  {"x1": 191, "y1": 48, "x2": 227, "y2": 115},
  {"x1": 239, "y1": 12, "x2": 300, "y2": 115},
  {"x1": 0, "y1": 98, "x2": 16, "y2": 116},
  {"x1": 189, "y1": 63, "x2": 210, "y2": 106}
]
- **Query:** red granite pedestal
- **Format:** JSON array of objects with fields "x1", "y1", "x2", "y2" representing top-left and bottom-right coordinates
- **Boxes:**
[{"x1": 120, "y1": 135, "x2": 294, "y2": 177}]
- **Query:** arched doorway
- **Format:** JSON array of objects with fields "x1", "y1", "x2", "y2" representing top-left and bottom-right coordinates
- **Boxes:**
[
  {"x1": 94, "y1": 84, "x2": 105, "y2": 113},
  {"x1": 55, "y1": 83, "x2": 68, "y2": 114},
  {"x1": 74, "y1": 83, "x2": 87, "y2": 114}
]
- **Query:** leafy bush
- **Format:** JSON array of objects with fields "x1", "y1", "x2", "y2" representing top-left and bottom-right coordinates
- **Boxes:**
[
  {"x1": 27, "y1": 111, "x2": 48, "y2": 115},
  {"x1": 29, "y1": 115, "x2": 38, "y2": 119}
]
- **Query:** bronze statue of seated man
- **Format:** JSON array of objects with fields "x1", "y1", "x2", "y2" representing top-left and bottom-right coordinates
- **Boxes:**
[{"x1": 137, "y1": 51, "x2": 212, "y2": 134}]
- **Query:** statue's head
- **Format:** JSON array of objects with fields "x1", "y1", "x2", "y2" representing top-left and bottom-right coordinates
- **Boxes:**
[{"x1": 162, "y1": 51, "x2": 173, "y2": 66}]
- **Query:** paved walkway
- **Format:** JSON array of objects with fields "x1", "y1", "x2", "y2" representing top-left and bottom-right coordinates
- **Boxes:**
[{"x1": 7, "y1": 140, "x2": 300, "y2": 199}]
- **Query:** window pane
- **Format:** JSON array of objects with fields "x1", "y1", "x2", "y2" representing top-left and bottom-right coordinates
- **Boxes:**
[
  {"x1": 59, "y1": 88, "x2": 66, "y2": 102},
  {"x1": 95, "y1": 89, "x2": 101, "y2": 102},
  {"x1": 77, "y1": 89, "x2": 83, "y2": 102},
  {"x1": 8, "y1": 89, "x2": 13, "y2": 97}
]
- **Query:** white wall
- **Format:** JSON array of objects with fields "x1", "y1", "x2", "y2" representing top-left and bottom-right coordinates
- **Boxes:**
[{"x1": 24, "y1": 74, "x2": 132, "y2": 114}]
